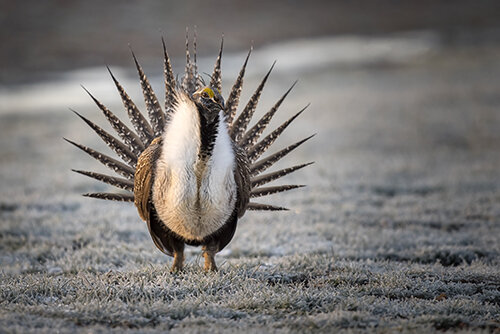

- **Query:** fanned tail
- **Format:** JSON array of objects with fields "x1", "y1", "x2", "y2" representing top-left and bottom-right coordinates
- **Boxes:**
[
  {"x1": 239, "y1": 81, "x2": 297, "y2": 148},
  {"x1": 81, "y1": 86, "x2": 145, "y2": 156},
  {"x1": 64, "y1": 138, "x2": 135, "y2": 179},
  {"x1": 247, "y1": 104, "x2": 309, "y2": 162},
  {"x1": 224, "y1": 48, "x2": 251, "y2": 124},
  {"x1": 107, "y1": 66, "x2": 154, "y2": 146},
  {"x1": 250, "y1": 135, "x2": 315, "y2": 176},
  {"x1": 193, "y1": 28, "x2": 200, "y2": 89},
  {"x1": 162, "y1": 37, "x2": 177, "y2": 118},
  {"x1": 209, "y1": 37, "x2": 223, "y2": 94},
  {"x1": 182, "y1": 28, "x2": 197, "y2": 94},
  {"x1": 251, "y1": 162, "x2": 314, "y2": 188},
  {"x1": 71, "y1": 110, "x2": 138, "y2": 168},
  {"x1": 250, "y1": 185, "x2": 305, "y2": 198},
  {"x1": 131, "y1": 50, "x2": 165, "y2": 137},
  {"x1": 72, "y1": 169, "x2": 134, "y2": 191},
  {"x1": 247, "y1": 203, "x2": 289, "y2": 211},
  {"x1": 230, "y1": 62, "x2": 275, "y2": 142},
  {"x1": 83, "y1": 192, "x2": 134, "y2": 202},
  {"x1": 70, "y1": 37, "x2": 313, "y2": 208}
]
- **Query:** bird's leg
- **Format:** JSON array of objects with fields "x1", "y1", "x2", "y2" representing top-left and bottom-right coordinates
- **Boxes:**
[
  {"x1": 171, "y1": 242, "x2": 185, "y2": 272},
  {"x1": 202, "y1": 242, "x2": 218, "y2": 272}
]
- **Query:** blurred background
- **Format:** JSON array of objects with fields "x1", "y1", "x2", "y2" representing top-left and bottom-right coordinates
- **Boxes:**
[{"x1": 2, "y1": 0, "x2": 500, "y2": 85}]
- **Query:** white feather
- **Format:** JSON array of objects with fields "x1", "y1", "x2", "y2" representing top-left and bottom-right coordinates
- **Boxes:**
[{"x1": 153, "y1": 94, "x2": 236, "y2": 241}]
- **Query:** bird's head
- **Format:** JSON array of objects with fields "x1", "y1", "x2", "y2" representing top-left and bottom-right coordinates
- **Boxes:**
[{"x1": 192, "y1": 86, "x2": 225, "y2": 123}]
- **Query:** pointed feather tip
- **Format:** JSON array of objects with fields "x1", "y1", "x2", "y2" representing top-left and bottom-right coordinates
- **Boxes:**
[
  {"x1": 291, "y1": 103, "x2": 310, "y2": 119},
  {"x1": 106, "y1": 65, "x2": 118, "y2": 83},
  {"x1": 69, "y1": 108, "x2": 83, "y2": 118},
  {"x1": 288, "y1": 80, "x2": 298, "y2": 93},
  {"x1": 254, "y1": 60, "x2": 276, "y2": 85},
  {"x1": 218, "y1": 35, "x2": 224, "y2": 52},
  {"x1": 162, "y1": 36, "x2": 170, "y2": 57},
  {"x1": 244, "y1": 47, "x2": 252, "y2": 65},
  {"x1": 271, "y1": 206, "x2": 290, "y2": 211},
  {"x1": 304, "y1": 133, "x2": 317, "y2": 141},
  {"x1": 80, "y1": 85, "x2": 104, "y2": 106},
  {"x1": 295, "y1": 134, "x2": 316, "y2": 149},
  {"x1": 69, "y1": 109, "x2": 97, "y2": 129},
  {"x1": 267, "y1": 60, "x2": 277, "y2": 77},
  {"x1": 80, "y1": 84, "x2": 89, "y2": 94},
  {"x1": 289, "y1": 106, "x2": 307, "y2": 121},
  {"x1": 129, "y1": 46, "x2": 140, "y2": 68},
  {"x1": 80, "y1": 84, "x2": 95, "y2": 99},
  {"x1": 63, "y1": 137, "x2": 75, "y2": 145},
  {"x1": 275, "y1": 80, "x2": 298, "y2": 105},
  {"x1": 71, "y1": 169, "x2": 89, "y2": 176},
  {"x1": 63, "y1": 137, "x2": 88, "y2": 152}
]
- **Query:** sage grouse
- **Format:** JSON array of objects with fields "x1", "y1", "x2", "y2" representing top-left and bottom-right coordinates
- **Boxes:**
[{"x1": 67, "y1": 36, "x2": 313, "y2": 272}]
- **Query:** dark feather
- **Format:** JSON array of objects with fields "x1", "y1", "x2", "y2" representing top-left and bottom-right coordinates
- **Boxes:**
[
  {"x1": 251, "y1": 134, "x2": 315, "y2": 176},
  {"x1": 131, "y1": 50, "x2": 165, "y2": 137},
  {"x1": 234, "y1": 146, "x2": 251, "y2": 218},
  {"x1": 247, "y1": 202, "x2": 289, "y2": 211},
  {"x1": 247, "y1": 105, "x2": 308, "y2": 162},
  {"x1": 72, "y1": 169, "x2": 134, "y2": 191},
  {"x1": 230, "y1": 62, "x2": 275, "y2": 142},
  {"x1": 81, "y1": 86, "x2": 145, "y2": 156},
  {"x1": 71, "y1": 110, "x2": 137, "y2": 167},
  {"x1": 239, "y1": 81, "x2": 297, "y2": 149},
  {"x1": 251, "y1": 162, "x2": 314, "y2": 188},
  {"x1": 193, "y1": 28, "x2": 199, "y2": 87},
  {"x1": 64, "y1": 138, "x2": 135, "y2": 179},
  {"x1": 209, "y1": 37, "x2": 223, "y2": 94},
  {"x1": 250, "y1": 184, "x2": 304, "y2": 198},
  {"x1": 182, "y1": 28, "x2": 196, "y2": 94},
  {"x1": 162, "y1": 37, "x2": 177, "y2": 116},
  {"x1": 224, "y1": 48, "x2": 251, "y2": 124},
  {"x1": 83, "y1": 192, "x2": 134, "y2": 202},
  {"x1": 107, "y1": 66, "x2": 154, "y2": 145}
]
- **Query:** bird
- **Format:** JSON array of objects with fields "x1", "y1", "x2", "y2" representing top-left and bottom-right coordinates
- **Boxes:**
[{"x1": 66, "y1": 33, "x2": 314, "y2": 272}]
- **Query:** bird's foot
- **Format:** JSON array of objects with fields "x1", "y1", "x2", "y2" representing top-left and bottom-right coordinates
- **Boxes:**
[
  {"x1": 170, "y1": 251, "x2": 184, "y2": 273},
  {"x1": 203, "y1": 252, "x2": 218, "y2": 272},
  {"x1": 202, "y1": 244, "x2": 218, "y2": 272}
]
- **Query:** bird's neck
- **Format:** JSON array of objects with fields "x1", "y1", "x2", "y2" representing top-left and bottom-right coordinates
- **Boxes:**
[{"x1": 198, "y1": 109, "x2": 220, "y2": 162}]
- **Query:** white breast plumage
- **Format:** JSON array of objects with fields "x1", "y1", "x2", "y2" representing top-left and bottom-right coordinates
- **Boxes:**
[{"x1": 152, "y1": 93, "x2": 237, "y2": 241}]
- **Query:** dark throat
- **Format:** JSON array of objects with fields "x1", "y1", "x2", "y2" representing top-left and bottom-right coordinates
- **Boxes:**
[{"x1": 198, "y1": 108, "x2": 219, "y2": 161}]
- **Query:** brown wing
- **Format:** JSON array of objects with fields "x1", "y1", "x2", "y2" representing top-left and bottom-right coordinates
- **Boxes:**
[
  {"x1": 134, "y1": 137, "x2": 172, "y2": 254},
  {"x1": 134, "y1": 137, "x2": 162, "y2": 222},
  {"x1": 234, "y1": 145, "x2": 251, "y2": 218}
]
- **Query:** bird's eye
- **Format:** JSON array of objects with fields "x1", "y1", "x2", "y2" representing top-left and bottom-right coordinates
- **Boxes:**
[{"x1": 202, "y1": 91, "x2": 209, "y2": 98}]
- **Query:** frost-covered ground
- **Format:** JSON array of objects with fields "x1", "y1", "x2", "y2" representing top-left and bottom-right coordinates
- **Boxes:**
[{"x1": 1, "y1": 32, "x2": 500, "y2": 333}]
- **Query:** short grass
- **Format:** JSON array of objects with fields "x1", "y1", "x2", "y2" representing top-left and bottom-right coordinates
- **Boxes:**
[{"x1": 1, "y1": 33, "x2": 500, "y2": 333}]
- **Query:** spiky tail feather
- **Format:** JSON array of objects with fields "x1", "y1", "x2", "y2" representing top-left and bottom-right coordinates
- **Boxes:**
[{"x1": 68, "y1": 36, "x2": 313, "y2": 212}]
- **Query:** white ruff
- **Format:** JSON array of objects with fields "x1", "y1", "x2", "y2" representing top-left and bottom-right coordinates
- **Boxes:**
[{"x1": 153, "y1": 93, "x2": 236, "y2": 241}]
